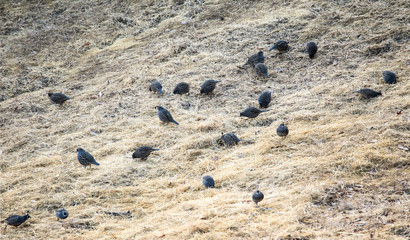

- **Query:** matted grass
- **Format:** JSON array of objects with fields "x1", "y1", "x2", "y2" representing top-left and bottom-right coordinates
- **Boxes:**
[{"x1": 0, "y1": 0, "x2": 409, "y2": 239}]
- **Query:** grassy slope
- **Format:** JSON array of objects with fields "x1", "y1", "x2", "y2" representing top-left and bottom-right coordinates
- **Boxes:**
[{"x1": 0, "y1": 0, "x2": 409, "y2": 239}]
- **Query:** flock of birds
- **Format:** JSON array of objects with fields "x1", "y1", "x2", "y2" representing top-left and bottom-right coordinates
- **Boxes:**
[{"x1": 2, "y1": 38, "x2": 398, "y2": 230}]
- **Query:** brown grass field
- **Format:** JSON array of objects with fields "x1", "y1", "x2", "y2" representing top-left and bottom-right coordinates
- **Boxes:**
[{"x1": 0, "y1": 0, "x2": 409, "y2": 239}]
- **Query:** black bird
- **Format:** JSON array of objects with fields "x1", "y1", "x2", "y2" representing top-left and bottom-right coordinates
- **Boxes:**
[
  {"x1": 382, "y1": 71, "x2": 397, "y2": 84},
  {"x1": 306, "y1": 41, "x2": 318, "y2": 59},
  {"x1": 269, "y1": 40, "x2": 289, "y2": 52},
  {"x1": 252, "y1": 190, "x2": 264, "y2": 205},
  {"x1": 173, "y1": 82, "x2": 190, "y2": 94},
  {"x1": 132, "y1": 146, "x2": 159, "y2": 161},
  {"x1": 240, "y1": 107, "x2": 268, "y2": 118},
  {"x1": 276, "y1": 123, "x2": 289, "y2": 137},
  {"x1": 244, "y1": 51, "x2": 265, "y2": 68},
  {"x1": 258, "y1": 91, "x2": 271, "y2": 108},
  {"x1": 3, "y1": 214, "x2": 30, "y2": 229},
  {"x1": 77, "y1": 148, "x2": 100, "y2": 168},
  {"x1": 255, "y1": 63, "x2": 269, "y2": 78},
  {"x1": 48, "y1": 93, "x2": 72, "y2": 105},
  {"x1": 202, "y1": 175, "x2": 215, "y2": 188},
  {"x1": 221, "y1": 132, "x2": 244, "y2": 146},
  {"x1": 149, "y1": 81, "x2": 163, "y2": 94},
  {"x1": 353, "y1": 88, "x2": 382, "y2": 99},
  {"x1": 56, "y1": 208, "x2": 69, "y2": 221},
  {"x1": 200, "y1": 80, "x2": 221, "y2": 94},
  {"x1": 156, "y1": 106, "x2": 179, "y2": 125}
]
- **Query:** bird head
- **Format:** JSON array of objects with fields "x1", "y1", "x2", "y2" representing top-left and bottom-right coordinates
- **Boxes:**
[
  {"x1": 77, "y1": 148, "x2": 84, "y2": 152},
  {"x1": 155, "y1": 106, "x2": 163, "y2": 110},
  {"x1": 48, "y1": 93, "x2": 53, "y2": 97},
  {"x1": 258, "y1": 51, "x2": 263, "y2": 56}
]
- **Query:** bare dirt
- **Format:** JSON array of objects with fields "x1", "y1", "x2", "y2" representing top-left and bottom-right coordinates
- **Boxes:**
[{"x1": 0, "y1": 0, "x2": 409, "y2": 239}]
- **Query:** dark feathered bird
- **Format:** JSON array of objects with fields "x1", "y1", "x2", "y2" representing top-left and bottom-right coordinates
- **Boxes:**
[
  {"x1": 252, "y1": 190, "x2": 264, "y2": 205},
  {"x1": 244, "y1": 51, "x2": 265, "y2": 68},
  {"x1": 149, "y1": 81, "x2": 163, "y2": 94},
  {"x1": 269, "y1": 40, "x2": 289, "y2": 52},
  {"x1": 173, "y1": 82, "x2": 190, "y2": 94},
  {"x1": 48, "y1": 93, "x2": 72, "y2": 105},
  {"x1": 382, "y1": 71, "x2": 397, "y2": 84},
  {"x1": 240, "y1": 107, "x2": 268, "y2": 118},
  {"x1": 132, "y1": 146, "x2": 159, "y2": 161},
  {"x1": 77, "y1": 148, "x2": 100, "y2": 168},
  {"x1": 276, "y1": 123, "x2": 289, "y2": 137},
  {"x1": 353, "y1": 88, "x2": 382, "y2": 99},
  {"x1": 202, "y1": 175, "x2": 215, "y2": 188},
  {"x1": 3, "y1": 214, "x2": 30, "y2": 229},
  {"x1": 156, "y1": 106, "x2": 179, "y2": 125},
  {"x1": 221, "y1": 132, "x2": 244, "y2": 146},
  {"x1": 255, "y1": 63, "x2": 269, "y2": 78},
  {"x1": 56, "y1": 208, "x2": 69, "y2": 221},
  {"x1": 200, "y1": 80, "x2": 221, "y2": 94},
  {"x1": 306, "y1": 41, "x2": 318, "y2": 59},
  {"x1": 258, "y1": 91, "x2": 271, "y2": 108}
]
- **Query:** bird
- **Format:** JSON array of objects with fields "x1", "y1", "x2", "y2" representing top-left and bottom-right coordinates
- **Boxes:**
[
  {"x1": 252, "y1": 190, "x2": 264, "y2": 205},
  {"x1": 200, "y1": 80, "x2": 221, "y2": 94},
  {"x1": 173, "y1": 82, "x2": 190, "y2": 94},
  {"x1": 156, "y1": 106, "x2": 179, "y2": 125},
  {"x1": 353, "y1": 88, "x2": 382, "y2": 99},
  {"x1": 48, "y1": 93, "x2": 72, "y2": 105},
  {"x1": 244, "y1": 51, "x2": 265, "y2": 68},
  {"x1": 255, "y1": 63, "x2": 269, "y2": 78},
  {"x1": 276, "y1": 123, "x2": 289, "y2": 137},
  {"x1": 2, "y1": 214, "x2": 30, "y2": 229},
  {"x1": 55, "y1": 208, "x2": 69, "y2": 221},
  {"x1": 240, "y1": 107, "x2": 268, "y2": 118},
  {"x1": 221, "y1": 132, "x2": 244, "y2": 146},
  {"x1": 258, "y1": 91, "x2": 271, "y2": 108},
  {"x1": 269, "y1": 40, "x2": 289, "y2": 52},
  {"x1": 132, "y1": 146, "x2": 159, "y2": 161},
  {"x1": 202, "y1": 175, "x2": 215, "y2": 188},
  {"x1": 149, "y1": 81, "x2": 163, "y2": 94},
  {"x1": 382, "y1": 71, "x2": 397, "y2": 84},
  {"x1": 77, "y1": 148, "x2": 100, "y2": 168},
  {"x1": 306, "y1": 41, "x2": 318, "y2": 59}
]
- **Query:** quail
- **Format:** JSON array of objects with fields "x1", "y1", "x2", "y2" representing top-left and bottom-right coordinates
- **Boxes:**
[
  {"x1": 202, "y1": 175, "x2": 215, "y2": 188},
  {"x1": 173, "y1": 82, "x2": 190, "y2": 94},
  {"x1": 244, "y1": 51, "x2": 265, "y2": 68},
  {"x1": 156, "y1": 106, "x2": 179, "y2": 125},
  {"x1": 269, "y1": 40, "x2": 289, "y2": 52},
  {"x1": 3, "y1": 214, "x2": 30, "y2": 229},
  {"x1": 306, "y1": 41, "x2": 318, "y2": 59},
  {"x1": 240, "y1": 107, "x2": 268, "y2": 118},
  {"x1": 252, "y1": 190, "x2": 264, "y2": 205},
  {"x1": 258, "y1": 91, "x2": 271, "y2": 108},
  {"x1": 77, "y1": 148, "x2": 100, "y2": 168},
  {"x1": 382, "y1": 71, "x2": 396, "y2": 84},
  {"x1": 221, "y1": 132, "x2": 243, "y2": 146},
  {"x1": 353, "y1": 88, "x2": 382, "y2": 99},
  {"x1": 56, "y1": 208, "x2": 69, "y2": 221},
  {"x1": 255, "y1": 63, "x2": 269, "y2": 78},
  {"x1": 48, "y1": 93, "x2": 72, "y2": 105},
  {"x1": 149, "y1": 81, "x2": 163, "y2": 94},
  {"x1": 276, "y1": 123, "x2": 289, "y2": 137},
  {"x1": 200, "y1": 80, "x2": 221, "y2": 94},
  {"x1": 132, "y1": 146, "x2": 159, "y2": 160}
]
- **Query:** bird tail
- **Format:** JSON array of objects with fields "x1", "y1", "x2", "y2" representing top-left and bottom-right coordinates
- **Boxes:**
[
  {"x1": 152, "y1": 148, "x2": 160, "y2": 151},
  {"x1": 215, "y1": 81, "x2": 222, "y2": 83},
  {"x1": 172, "y1": 120, "x2": 179, "y2": 125},
  {"x1": 264, "y1": 73, "x2": 269, "y2": 78},
  {"x1": 239, "y1": 139, "x2": 245, "y2": 142},
  {"x1": 92, "y1": 161, "x2": 100, "y2": 166},
  {"x1": 261, "y1": 110, "x2": 269, "y2": 112},
  {"x1": 269, "y1": 43, "x2": 278, "y2": 51},
  {"x1": 353, "y1": 91, "x2": 360, "y2": 94}
]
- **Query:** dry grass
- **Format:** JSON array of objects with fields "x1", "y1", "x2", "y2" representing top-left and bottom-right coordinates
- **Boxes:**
[{"x1": 0, "y1": 0, "x2": 409, "y2": 239}]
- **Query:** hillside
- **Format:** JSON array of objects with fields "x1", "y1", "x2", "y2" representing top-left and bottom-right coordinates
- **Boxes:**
[{"x1": 0, "y1": 0, "x2": 409, "y2": 239}]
